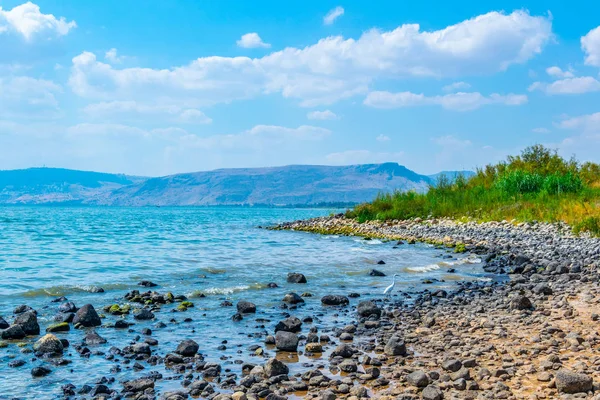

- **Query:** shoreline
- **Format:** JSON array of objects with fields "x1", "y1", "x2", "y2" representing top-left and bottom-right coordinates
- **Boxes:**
[{"x1": 1, "y1": 215, "x2": 600, "y2": 399}]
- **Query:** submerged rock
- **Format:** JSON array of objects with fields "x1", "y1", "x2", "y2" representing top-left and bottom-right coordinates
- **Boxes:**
[
  {"x1": 321, "y1": 295, "x2": 349, "y2": 306},
  {"x1": 175, "y1": 339, "x2": 199, "y2": 357},
  {"x1": 287, "y1": 273, "x2": 307, "y2": 283},
  {"x1": 236, "y1": 300, "x2": 256, "y2": 314}
]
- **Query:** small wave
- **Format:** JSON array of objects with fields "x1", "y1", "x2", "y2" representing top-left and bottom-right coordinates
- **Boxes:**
[
  {"x1": 20, "y1": 283, "x2": 130, "y2": 297},
  {"x1": 406, "y1": 264, "x2": 441, "y2": 273},
  {"x1": 440, "y1": 256, "x2": 482, "y2": 267},
  {"x1": 189, "y1": 283, "x2": 266, "y2": 297}
]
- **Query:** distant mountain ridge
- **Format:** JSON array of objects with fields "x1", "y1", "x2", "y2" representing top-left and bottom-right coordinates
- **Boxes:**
[{"x1": 0, "y1": 164, "x2": 472, "y2": 206}]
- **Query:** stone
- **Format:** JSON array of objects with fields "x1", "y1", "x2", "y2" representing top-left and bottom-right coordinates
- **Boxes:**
[
  {"x1": 442, "y1": 359, "x2": 462, "y2": 372},
  {"x1": 274, "y1": 317, "x2": 302, "y2": 333},
  {"x1": 138, "y1": 280, "x2": 158, "y2": 287},
  {"x1": 14, "y1": 311, "x2": 40, "y2": 335},
  {"x1": 331, "y1": 344, "x2": 354, "y2": 358},
  {"x1": 555, "y1": 369, "x2": 593, "y2": 394},
  {"x1": 407, "y1": 370, "x2": 429, "y2": 387},
  {"x1": 0, "y1": 316, "x2": 9, "y2": 329},
  {"x1": 321, "y1": 295, "x2": 349, "y2": 306},
  {"x1": 84, "y1": 330, "x2": 107, "y2": 345},
  {"x1": 369, "y1": 269, "x2": 386, "y2": 276},
  {"x1": 175, "y1": 339, "x2": 199, "y2": 356},
  {"x1": 133, "y1": 308, "x2": 155, "y2": 320},
  {"x1": 422, "y1": 385, "x2": 444, "y2": 400},
  {"x1": 264, "y1": 358, "x2": 289, "y2": 377},
  {"x1": 123, "y1": 378, "x2": 155, "y2": 392},
  {"x1": 31, "y1": 366, "x2": 52, "y2": 377},
  {"x1": 305, "y1": 343, "x2": 323, "y2": 353},
  {"x1": 282, "y1": 293, "x2": 304, "y2": 304},
  {"x1": 1, "y1": 324, "x2": 26, "y2": 340},
  {"x1": 73, "y1": 304, "x2": 101, "y2": 327},
  {"x1": 58, "y1": 302, "x2": 77, "y2": 313},
  {"x1": 46, "y1": 322, "x2": 70, "y2": 333},
  {"x1": 384, "y1": 335, "x2": 406, "y2": 356},
  {"x1": 287, "y1": 273, "x2": 307, "y2": 283},
  {"x1": 33, "y1": 334, "x2": 64, "y2": 356},
  {"x1": 357, "y1": 301, "x2": 381, "y2": 318},
  {"x1": 275, "y1": 331, "x2": 299, "y2": 352},
  {"x1": 236, "y1": 300, "x2": 256, "y2": 314},
  {"x1": 510, "y1": 295, "x2": 533, "y2": 310}
]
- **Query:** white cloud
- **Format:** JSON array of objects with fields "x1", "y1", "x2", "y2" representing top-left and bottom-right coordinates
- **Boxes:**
[
  {"x1": 532, "y1": 127, "x2": 550, "y2": 133},
  {"x1": 307, "y1": 110, "x2": 338, "y2": 120},
  {"x1": 432, "y1": 135, "x2": 472, "y2": 148},
  {"x1": 376, "y1": 134, "x2": 391, "y2": 142},
  {"x1": 325, "y1": 150, "x2": 404, "y2": 165},
  {"x1": 0, "y1": 2, "x2": 76, "y2": 40},
  {"x1": 582, "y1": 26, "x2": 600, "y2": 67},
  {"x1": 364, "y1": 91, "x2": 527, "y2": 111},
  {"x1": 442, "y1": 81, "x2": 471, "y2": 92},
  {"x1": 323, "y1": 6, "x2": 344, "y2": 25},
  {"x1": 68, "y1": 10, "x2": 552, "y2": 108},
  {"x1": 83, "y1": 101, "x2": 212, "y2": 124},
  {"x1": 236, "y1": 33, "x2": 271, "y2": 49},
  {"x1": 0, "y1": 76, "x2": 62, "y2": 118},
  {"x1": 105, "y1": 48, "x2": 125, "y2": 64},
  {"x1": 557, "y1": 112, "x2": 600, "y2": 133},
  {"x1": 545, "y1": 66, "x2": 574, "y2": 79},
  {"x1": 529, "y1": 76, "x2": 600, "y2": 94}
]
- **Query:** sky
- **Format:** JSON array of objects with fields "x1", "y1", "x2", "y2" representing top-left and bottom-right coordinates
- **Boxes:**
[{"x1": 1, "y1": 1, "x2": 600, "y2": 176}]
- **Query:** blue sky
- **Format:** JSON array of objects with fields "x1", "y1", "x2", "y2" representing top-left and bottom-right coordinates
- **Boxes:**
[{"x1": 1, "y1": 0, "x2": 600, "y2": 176}]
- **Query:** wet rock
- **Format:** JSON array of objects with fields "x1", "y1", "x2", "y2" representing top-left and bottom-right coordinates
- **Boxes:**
[
  {"x1": 384, "y1": 335, "x2": 406, "y2": 356},
  {"x1": 1, "y1": 324, "x2": 26, "y2": 340},
  {"x1": 305, "y1": 343, "x2": 323, "y2": 353},
  {"x1": 138, "y1": 280, "x2": 158, "y2": 287},
  {"x1": 321, "y1": 295, "x2": 349, "y2": 306},
  {"x1": 275, "y1": 331, "x2": 298, "y2": 352},
  {"x1": 0, "y1": 316, "x2": 9, "y2": 329},
  {"x1": 58, "y1": 301, "x2": 77, "y2": 313},
  {"x1": 176, "y1": 339, "x2": 199, "y2": 357},
  {"x1": 14, "y1": 305, "x2": 32, "y2": 314},
  {"x1": 555, "y1": 369, "x2": 593, "y2": 394},
  {"x1": 274, "y1": 317, "x2": 302, "y2": 333},
  {"x1": 282, "y1": 292, "x2": 304, "y2": 304},
  {"x1": 287, "y1": 273, "x2": 307, "y2": 283},
  {"x1": 84, "y1": 330, "x2": 107, "y2": 345},
  {"x1": 33, "y1": 334, "x2": 64, "y2": 357},
  {"x1": 14, "y1": 310, "x2": 40, "y2": 335},
  {"x1": 232, "y1": 313, "x2": 243, "y2": 322},
  {"x1": 53, "y1": 312, "x2": 74, "y2": 323},
  {"x1": 357, "y1": 301, "x2": 381, "y2": 318},
  {"x1": 31, "y1": 366, "x2": 52, "y2": 377},
  {"x1": 237, "y1": 300, "x2": 256, "y2": 314},
  {"x1": 8, "y1": 359, "x2": 26, "y2": 368},
  {"x1": 407, "y1": 370, "x2": 429, "y2": 387},
  {"x1": 89, "y1": 286, "x2": 105, "y2": 293},
  {"x1": 73, "y1": 304, "x2": 101, "y2": 327},
  {"x1": 331, "y1": 344, "x2": 354, "y2": 358},
  {"x1": 264, "y1": 358, "x2": 289, "y2": 377},
  {"x1": 133, "y1": 308, "x2": 155, "y2": 320},
  {"x1": 46, "y1": 322, "x2": 70, "y2": 333},
  {"x1": 369, "y1": 269, "x2": 386, "y2": 276},
  {"x1": 123, "y1": 378, "x2": 155, "y2": 392}
]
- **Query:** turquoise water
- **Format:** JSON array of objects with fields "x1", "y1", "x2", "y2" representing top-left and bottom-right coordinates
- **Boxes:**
[{"x1": 0, "y1": 207, "x2": 492, "y2": 398}]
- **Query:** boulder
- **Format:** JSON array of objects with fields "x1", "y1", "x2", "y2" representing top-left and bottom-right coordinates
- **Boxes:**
[
  {"x1": 58, "y1": 302, "x2": 77, "y2": 313},
  {"x1": 274, "y1": 317, "x2": 302, "y2": 333},
  {"x1": 123, "y1": 378, "x2": 155, "y2": 392},
  {"x1": 321, "y1": 295, "x2": 349, "y2": 306},
  {"x1": 275, "y1": 331, "x2": 298, "y2": 352},
  {"x1": 422, "y1": 385, "x2": 444, "y2": 400},
  {"x1": 175, "y1": 339, "x2": 199, "y2": 356},
  {"x1": 407, "y1": 370, "x2": 429, "y2": 387},
  {"x1": 330, "y1": 344, "x2": 354, "y2": 358},
  {"x1": 510, "y1": 295, "x2": 533, "y2": 310},
  {"x1": 133, "y1": 308, "x2": 155, "y2": 320},
  {"x1": 264, "y1": 358, "x2": 289, "y2": 377},
  {"x1": 369, "y1": 269, "x2": 386, "y2": 276},
  {"x1": 31, "y1": 366, "x2": 52, "y2": 377},
  {"x1": 46, "y1": 322, "x2": 70, "y2": 333},
  {"x1": 357, "y1": 301, "x2": 381, "y2": 318},
  {"x1": 236, "y1": 301, "x2": 256, "y2": 314},
  {"x1": 384, "y1": 335, "x2": 406, "y2": 356},
  {"x1": 33, "y1": 334, "x2": 64, "y2": 357},
  {"x1": 14, "y1": 311, "x2": 40, "y2": 335},
  {"x1": 0, "y1": 317, "x2": 8, "y2": 329},
  {"x1": 84, "y1": 331, "x2": 107, "y2": 345},
  {"x1": 287, "y1": 273, "x2": 307, "y2": 283},
  {"x1": 1, "y1": 324, "x2": 26, "y2": 340},
  {"x1": 282, "y1": 293, "x2": 304, "y2": 304},
  {"x1": 555, "y1": 369, "x2": 593, "y2": 394},
  {"x1": 73, "y1": 304, "x2": 101, "y2": 327}
]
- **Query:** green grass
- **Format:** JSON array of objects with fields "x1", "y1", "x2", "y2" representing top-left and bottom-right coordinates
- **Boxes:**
[{"x1": 347, "y1": 145, "x2": 600, "y2": 236}]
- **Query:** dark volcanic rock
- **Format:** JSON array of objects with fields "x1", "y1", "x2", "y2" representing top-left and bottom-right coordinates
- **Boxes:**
[
  {"x1": 133, "y1": 308, "x2": 155, "y2": 320},
  {"x1": 236, "y1": 300, "x2": 256, "y2": 314},
  {"x1": 287, "y1": 273, "x2": 307, "y2": 283},
  {"x1": 138, "y1": 280, "x2": 158, "y2": 287},
  {"x1": 274, "y1": 317, "x2": 302, "y2": 333},
  {"x1": 357, "y1": 300, "x2": 382, "y2": 318},
  {"x1": 369, "y1": 269, "x2": 386, "y2": 276},
  {"x1": 321, "y1": 295, "x2": 349, "y2": 306},
  {"x1": 264, "y1": 358, "x2": 289, "y2": 377},
  {"x1": 31, "y1": 366, "x2": 52, "y2": 377},
  {"x1": 175, "y1": 339, "x2": 199, "y2": 357},
  {"x1": 123, "y1": 378, "x2": 155, "y2": 392},
  {"x1": 73, "y1": 304, "x2": 101, "y2": 327},
  {"x1": 282, "y1": 292, "x2": 304, "y2": 304},
  {"x1": 58, "y1": 301, "x2": 77, "y2": 313},
  {"x1": 0, "y1": 316, "x2": 9, "y2": 329},
  {"x1": 510, "y1": 295, "x2": 533, "y2": 310},
  {"x1": 275, "y1": 331, "x2": 299, "y2": 352},
  {"x1": 1, "y1": 324, "x2": 26, "y2": 340},
  {"x1": 14, "y1": 311, "x2": 40, "y2": 335}
]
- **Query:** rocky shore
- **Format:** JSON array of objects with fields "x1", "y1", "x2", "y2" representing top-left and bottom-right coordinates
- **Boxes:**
[{"x1": 2, "y1": 215, "x2": 600, "y2": 399}]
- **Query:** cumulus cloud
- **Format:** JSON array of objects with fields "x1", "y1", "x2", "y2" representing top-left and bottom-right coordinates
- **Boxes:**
[
  {"x1": 0, "y1": 76, "x2": 62, "y2": 118},
  {"x1": 582, "y1": 26, "x2": 600, "y2": 67},
  {"x1": 0, "y1": 1, "x2": 76, "y2": 40},
  {"x1": 364, "y1": 91, "x2": 527, "y2": 111},
  {"x1": 68, "y1": 10, "x2": 552, "y2": 108},
  {"x1": 105, "y1": 48, "x2": 126, "y2": 64},
  {"x1": 236, "y1": 32, "x2": 271, "y2": 49},
  {"x1": 323, "y1": 6, "x2": 344, "y2": 25},
  {"x1": 83, "y1": 101, "x2": 212, "y2": 124},
  {"x1": 376, "y1": 134, "x2": 391, "y2": 142},
  {"x1": 545, "y1": 66, "x2": 574, "y2": 79},
  {"x1": 529, "y1": 76, "x2": 600, "y2": 94},
  {"x1": 307, "y1": 110, "x2": 338, "y2": 120},
  {"x1": 557, "y1": 112, "x2": 600, "y2": 133}
]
